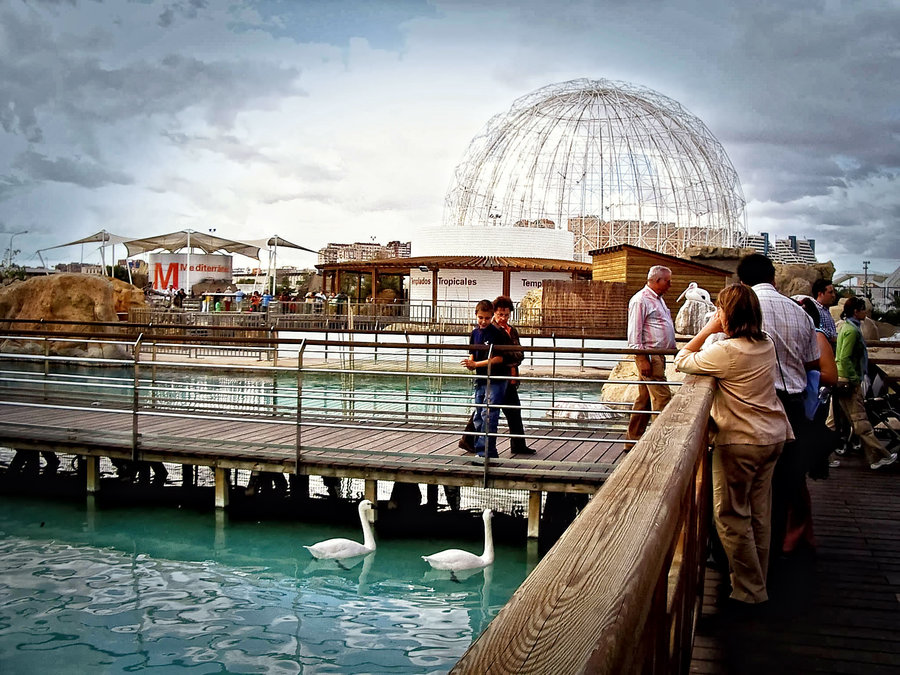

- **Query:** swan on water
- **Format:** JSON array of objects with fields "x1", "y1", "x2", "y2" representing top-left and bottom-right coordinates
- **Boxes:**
[
  {"x1": 303, "y1": 499, "x2": 376, "y2": 560},
  {"x1": 676, "y1": 282, "x2": 712, "y2": 304},
  {"x1": 422, "y1": 509, "x2": 494, "y2": 573}
]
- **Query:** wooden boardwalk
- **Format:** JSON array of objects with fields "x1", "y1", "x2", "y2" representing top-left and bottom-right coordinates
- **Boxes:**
[
  {"x1": 690, "y1": 452, "x2": 900, "y2": 674},
  {"x1": 0, "y1": 401, "x2": 626, "y2": 493}
]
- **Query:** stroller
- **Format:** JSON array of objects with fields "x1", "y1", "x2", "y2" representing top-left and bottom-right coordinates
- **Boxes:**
[{"x1": 834, "y1": 363, "x2": 900, "y2": 456}]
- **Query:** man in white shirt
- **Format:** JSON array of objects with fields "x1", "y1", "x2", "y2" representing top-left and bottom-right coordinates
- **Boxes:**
[{"x1": 626, "y1": 265, "x2": 676, "y2": 441}]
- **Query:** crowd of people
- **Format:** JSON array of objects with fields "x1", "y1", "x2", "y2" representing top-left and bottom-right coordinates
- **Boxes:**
[
  {"x1": 623, "y1": 253, "x2": 897, "y2": 613},
  {"x1": 149, "y1": 285, "x2": 354, "y2": 315}
]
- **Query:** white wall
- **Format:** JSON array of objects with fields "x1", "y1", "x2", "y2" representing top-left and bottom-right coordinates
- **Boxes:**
[{"x1": 414, "y1": 225, "x2": 574, "y2": 260}]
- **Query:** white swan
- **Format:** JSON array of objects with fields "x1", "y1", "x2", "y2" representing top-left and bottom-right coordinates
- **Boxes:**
[
  {"x1": 676, "y1": 282, "x2": 712, "y2": 304},
  {"x1": 303, "y1": 499, "x2": 376, "y2": 559},
  {"x1": 422, "y1": 509, "x2": 494, "y2": 573}
]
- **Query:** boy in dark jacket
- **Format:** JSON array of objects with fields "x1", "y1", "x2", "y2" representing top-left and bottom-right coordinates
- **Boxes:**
[{"x1": 461, "y1": 299, "x2": 511, "y2": 459}]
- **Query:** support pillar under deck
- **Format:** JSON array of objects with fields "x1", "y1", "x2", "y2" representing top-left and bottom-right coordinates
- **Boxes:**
[
  {"x1": 215, "y1": 467, "x2": 230, "y2": 509},
  {"x1": 527, "y1": 490, "x2": 542, "y2": 540},
  {"x1": 85, "y1": 455, "x2": 101, "y2": 494},
  {"x1": 365, "y1": 479, "x2": 377, "y2": 522}
]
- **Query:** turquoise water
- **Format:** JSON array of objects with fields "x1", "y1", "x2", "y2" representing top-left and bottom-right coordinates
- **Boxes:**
[{"x1": 0, "y1": 496, "x2": 529, "y2": 674}]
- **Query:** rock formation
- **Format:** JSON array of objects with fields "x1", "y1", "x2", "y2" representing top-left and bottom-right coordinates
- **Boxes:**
[
  {"x1": 675, "y1": 299, "x2": 715, "y2": 335},
  {"x1": 0, "y1": 273, "x2": 146, "y2": 358},
  {"x1": 599, "y1": 359, "x2": 685, "y2": 405}
]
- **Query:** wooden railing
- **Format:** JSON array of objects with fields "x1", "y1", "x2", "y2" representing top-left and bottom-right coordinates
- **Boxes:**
[{"x1": 452, "y1": 374, "x2": 715, "y2": 675}]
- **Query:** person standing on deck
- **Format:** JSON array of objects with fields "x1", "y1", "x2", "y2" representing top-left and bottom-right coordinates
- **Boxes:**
[
  {"x1": 811, "y1": 278, "x2": 838, "y2": 349},
  {"x1": 626, "y1": 265, "x2": 676, "y2": 441},
  {"x1": 830, "y1": 297, "x2": 897, "y2": 471},
  {"x1": 676, "y1": 284, "x2": 792, "y2": 606},
  {"x1": 459, "y1": 296, "x2": 534, "y2": 454},
  {"x1": 461, "y1": 299, "x2": 512, "y2": 460},
  {"x1": 737, "y1": 253, "x2": 820, "y2": 557}
]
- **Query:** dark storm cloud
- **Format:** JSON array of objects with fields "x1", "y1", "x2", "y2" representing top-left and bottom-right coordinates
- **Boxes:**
[{"x1": 12, "y1": 150, "x2": 133, "y2": 188}]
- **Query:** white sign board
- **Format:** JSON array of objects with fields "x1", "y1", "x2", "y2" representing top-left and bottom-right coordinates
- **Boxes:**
[
  {"x1": 150, "y1": 253, "x2": 232, "y2": 293},
  {"x1": 508, "y1": 271, "x2": 573, "y2": 302},
  {"x1": 408, "y1": 269, "x2": 503, "y2": 303}
]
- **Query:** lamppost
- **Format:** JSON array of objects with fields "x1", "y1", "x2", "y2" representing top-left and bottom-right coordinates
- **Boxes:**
[
  {"x1": 5, "y1": 230, "x2": 27, "y2": 267},
  {"x1": 863, "y1": 260, "x2": 871, "y2": 300}
]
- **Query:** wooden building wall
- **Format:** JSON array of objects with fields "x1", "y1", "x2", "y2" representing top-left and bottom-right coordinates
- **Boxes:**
[
  {"x1": 542, "y1": 280, "x2": 628, "y2": 335},
  {"x1": 592, "y1": 248, "x2": 730, "y2": 316}
]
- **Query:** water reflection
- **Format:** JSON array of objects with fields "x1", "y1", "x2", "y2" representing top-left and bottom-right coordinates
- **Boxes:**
[{"x1": 0, "y1": 498, "x2": 525, "y2": 673}]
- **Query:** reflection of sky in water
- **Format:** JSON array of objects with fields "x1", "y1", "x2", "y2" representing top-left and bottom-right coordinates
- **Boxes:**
[{"x1": 0, "y1": 498, "x2": 520, "y2": 673}]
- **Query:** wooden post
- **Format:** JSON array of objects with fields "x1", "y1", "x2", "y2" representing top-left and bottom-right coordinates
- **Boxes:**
[
  {"x1": 215, "y1": 467, "x2": 230, "y2": 509},
  {"x1": 426, "y1": 483, "x2": 439, "y2": 509},
  {"x1": 85, "y1": 455, "x2": 101, "y2": 494},
  {"x1": 527, "y1": 490, "x2": 542, "y2": 539},
  {"x1": 289, "y1": 473, "x2": 309, "y2": 501},
  {"x1": 365, "y1": 479, "x2": 377, "y2": 522},
  {"x1": 181, "y1": 464, "x2": 194, "y2": 488}
]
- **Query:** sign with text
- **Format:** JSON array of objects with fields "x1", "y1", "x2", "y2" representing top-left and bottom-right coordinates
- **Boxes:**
[
  {"x1": 408, "y1": 268, "x2": 503, "y2": 304},
  {"x1": 150, "y1": 253, "x2": 232, "y2": 292},
  {"x1": 508, "y1": 271, "x2": 573, "y2": 302}
]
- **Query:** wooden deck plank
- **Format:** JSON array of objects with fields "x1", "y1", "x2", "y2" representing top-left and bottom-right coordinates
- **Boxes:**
[
  {"x1": 0, "y1": 402, "x2": 619, "y2": 490},
  {"x1": 690, "y1": 453, "x2": 900, "y2": 674}
]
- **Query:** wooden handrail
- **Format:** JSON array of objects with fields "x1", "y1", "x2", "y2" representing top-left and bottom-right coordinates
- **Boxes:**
[{"x1": 452, "y1": 374, "x2": 715, "y2": 674}]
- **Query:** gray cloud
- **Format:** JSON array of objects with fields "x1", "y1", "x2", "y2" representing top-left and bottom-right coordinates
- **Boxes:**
[
  {"x1": 158, "y1": 0, "x2": 207, "y2": 28},
  {"x1": 12, "y1": 150, "x2": 133, "y2": 188}
]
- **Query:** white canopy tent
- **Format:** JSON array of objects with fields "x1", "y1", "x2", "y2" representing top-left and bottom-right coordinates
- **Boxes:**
[
  {"x1": 124, "y1": 230, "x2": 263, "y2": 294},
  {"x1": 35, "y1": 229, "x2": 316, "y2": 294},
  {"x1": 36, "y1": 230, "x2": 135, "y2": 281},
  {"x1": 243, "y1": 235, "x2": 318, "y2": 294}
]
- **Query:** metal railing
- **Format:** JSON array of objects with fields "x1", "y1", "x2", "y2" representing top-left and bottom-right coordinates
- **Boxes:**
[
  {"x1": 128, "y1": 299, "x2": 594, "y2": 336},
  {"x1": 0, "y1": 330, "x2": 682, "y2": 482}
]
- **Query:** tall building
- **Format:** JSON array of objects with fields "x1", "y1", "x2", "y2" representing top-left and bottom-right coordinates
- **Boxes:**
[
  {"x1": 739, "y1": 233, "x2": 818, "y2": 264},
  {"x1": 317, "y1": 241, "x2": 411, "y2": 265}
]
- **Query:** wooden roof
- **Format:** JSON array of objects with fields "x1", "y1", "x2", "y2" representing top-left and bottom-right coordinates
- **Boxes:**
[
  {"x1": 317, "y1": 255, "x2": 592, "y2": 274},
  {"x1": 587, "y1": 244, "x2": 732, "y2": 276}
]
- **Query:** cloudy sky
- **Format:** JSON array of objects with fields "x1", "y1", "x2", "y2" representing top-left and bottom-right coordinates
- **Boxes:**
[{"x1": 1, "y1": 0, "x2": 897, "y2": 274}]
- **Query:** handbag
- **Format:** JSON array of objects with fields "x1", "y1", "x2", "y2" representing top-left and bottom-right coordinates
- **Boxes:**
[{"x1": 802, "y1": 369, "x2": 821, "y2": 421}]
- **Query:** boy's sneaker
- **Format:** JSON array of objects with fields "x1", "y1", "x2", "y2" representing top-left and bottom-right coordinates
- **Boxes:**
[{"x1": 870, "y1": 452, "x2": 898, "y2": 470}]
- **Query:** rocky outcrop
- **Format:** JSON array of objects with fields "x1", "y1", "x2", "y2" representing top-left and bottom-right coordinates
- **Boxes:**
[
  {"x1": 774, "y1": 262, "x2": 836, "y2": 296},
  {"x1": 599, "y1": 359, "x2": 685, "y2": 404},
  {"x1": 675, "y1": 299, "x2": 715, "y2": 335},
  {"x1": 0, "y1": 273, "x2": 146, "y2": 358}
]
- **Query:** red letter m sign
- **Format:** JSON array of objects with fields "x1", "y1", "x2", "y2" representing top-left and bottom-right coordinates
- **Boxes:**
[{"x1": 153, "y1": 262, "x2": 179, "y2": 290}]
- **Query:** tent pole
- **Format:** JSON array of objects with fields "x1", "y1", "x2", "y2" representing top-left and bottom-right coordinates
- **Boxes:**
[{"x1": 186, "y1": 230, "x2": 192, "y2": 295}]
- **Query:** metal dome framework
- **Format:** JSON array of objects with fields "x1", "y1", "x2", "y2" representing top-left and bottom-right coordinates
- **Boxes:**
[{"x1": 444, "y1": 79, "x2": 747, "y2": 259}]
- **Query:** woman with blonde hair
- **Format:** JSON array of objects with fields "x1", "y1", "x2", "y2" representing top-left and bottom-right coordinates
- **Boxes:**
[{"x1": 675, "y1": 284, "x2": 793, "y2": 606}]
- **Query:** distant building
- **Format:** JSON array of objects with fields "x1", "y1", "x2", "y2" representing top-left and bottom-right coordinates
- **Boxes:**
[
  {"x1": 739, "y1": 233, "x2": 818, "y2": 264},
  {"x1": 55, "y1": 262, "x2": 103, "y2": 275},
  {"x1": 317, "y1": 241, "x2": 412, "y2": 265}
]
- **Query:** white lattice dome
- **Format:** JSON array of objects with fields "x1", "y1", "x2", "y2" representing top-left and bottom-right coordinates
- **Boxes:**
[{"x1": 443, "y1": 79, "x2": 747, "y2": 260}]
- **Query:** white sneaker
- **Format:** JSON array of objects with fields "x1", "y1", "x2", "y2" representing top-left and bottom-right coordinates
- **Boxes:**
[{"x1": 870, "y1": 452, "x2": 898, "y2": 470}]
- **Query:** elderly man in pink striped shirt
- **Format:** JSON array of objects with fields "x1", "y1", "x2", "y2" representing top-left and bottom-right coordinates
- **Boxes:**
[{"x1": 626, "y1": 265, "x2": 676, "y2": 441}]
